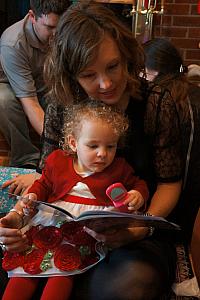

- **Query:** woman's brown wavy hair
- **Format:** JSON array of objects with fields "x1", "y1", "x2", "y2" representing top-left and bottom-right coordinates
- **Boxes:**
[{"x1": 44, "y1": 0, "x2": 145, "y2": 105}]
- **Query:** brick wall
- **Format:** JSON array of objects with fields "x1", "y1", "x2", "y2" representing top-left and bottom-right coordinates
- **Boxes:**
[{"x1": 153, "y1": 0, "x2": 200, "y2": 66}]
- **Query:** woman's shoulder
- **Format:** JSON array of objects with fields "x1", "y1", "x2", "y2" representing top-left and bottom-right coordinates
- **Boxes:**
[{"x1": 136, "y1": 80, "x2": 173, "y2": 106}]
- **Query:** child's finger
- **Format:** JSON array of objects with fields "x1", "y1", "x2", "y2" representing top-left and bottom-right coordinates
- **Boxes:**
[
  {"x1": 128, "y1": 199, "x2": 141, "y2": 210},
  {"x1": 123, "y1": 195, "x2": 133, "y2": 205},
  {"x1": 20, "y1": 194, "x2": 37, "y2": 216},
  {"x1": 22, "y1": 193, "x2": 37, "y2": 204},
  {"x1": 128, "y1": 203, "x2": 138, "y2": 211},
  {"x1": 21, "y1": 196, "x2": 30, "y2": 204}
]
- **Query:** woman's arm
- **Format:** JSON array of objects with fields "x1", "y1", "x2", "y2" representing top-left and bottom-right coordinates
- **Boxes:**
[
  {"x1": 144, "y1": 86, "x2": 188, "y2": 217},
  {"x1": 147, "y1": 181, "x2": 182, "y2": 217}
]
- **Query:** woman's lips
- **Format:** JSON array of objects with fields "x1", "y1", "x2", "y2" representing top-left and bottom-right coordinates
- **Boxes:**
[{"x1": 99, "y1": 89, "x2": 116, "y2": 98}]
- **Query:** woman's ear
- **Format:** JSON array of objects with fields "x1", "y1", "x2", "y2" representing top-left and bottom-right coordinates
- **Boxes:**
[
  {"x1": 28, "y1": 10, "x2": 36, "y2": 24},
  {"x1": 67, "y1": 134, "x2": 77, "y2": 153}
]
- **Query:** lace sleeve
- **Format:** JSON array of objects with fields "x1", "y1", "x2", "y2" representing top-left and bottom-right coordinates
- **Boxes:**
[
  {"x1": 38, "y1": 102, "x2": 64, "y2": 172},
  {"x1": 144, "y1": 87, "x2": 183, "y2": 182}
]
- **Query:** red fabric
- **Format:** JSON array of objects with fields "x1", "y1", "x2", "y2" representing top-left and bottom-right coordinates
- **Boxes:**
[
  {"x1": 41, "y1": 276, "x2": 73, "y2": 300},
  {"x1": 2, "y1": 276, "x2": 73, "y2": 300},
  {"x1": 2, "y1": 277, "x2": 39, "y2": 300},
  {"x1": 60, "y1": 194, "x2": 112, "y2": 206},
  {"x1": 29, "y1": 149, "x2": 149, "y2": 205}
]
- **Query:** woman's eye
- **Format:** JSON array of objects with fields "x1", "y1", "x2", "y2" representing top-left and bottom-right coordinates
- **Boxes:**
[
  {"x1": 108, "y1": 62, "x2": 119, "y2": 70},
  {"x1": 81, "y1": 73, "x2": 95, "y2": 79}
]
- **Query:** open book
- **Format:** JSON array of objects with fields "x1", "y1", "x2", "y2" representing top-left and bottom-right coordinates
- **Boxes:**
[
  {"x1": 3, "y1": 200, "x2": 180, "y2": 278},
  {"x1": 35, "y1": 201, "x2": 180, "y2": 231}
]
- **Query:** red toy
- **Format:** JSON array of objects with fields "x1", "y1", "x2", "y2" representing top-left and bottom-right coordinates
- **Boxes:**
[{"x1": 106, "y1": 183, "x2": 129, "y2": 212}]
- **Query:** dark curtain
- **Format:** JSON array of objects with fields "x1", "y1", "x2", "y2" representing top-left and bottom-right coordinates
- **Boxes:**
[{"x1": 0, "y1": 0, "x2": 29, "y2": 35}]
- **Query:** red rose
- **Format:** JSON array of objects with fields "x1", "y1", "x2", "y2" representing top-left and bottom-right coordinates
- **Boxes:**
[
  {"x1": 54, "y1": 244, "x2": 81, "y2": 271},
  {"x1": 2, "y1": 251, "x2": 24, "y2": 271},
  {"x1": 33, "y1": 226, "x2": 63, "y2": 250},
  {"x1": 61, "y1": 222, "x2": 82, "y2": 243},
  {"x1": 26, "y1": 225, "x2": 41, "y2": 245},
  {"x1": 23, "y1": 248, "x2": 46, "y2": 275}
]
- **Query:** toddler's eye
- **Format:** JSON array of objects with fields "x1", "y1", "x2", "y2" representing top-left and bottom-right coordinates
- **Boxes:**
[
  {"x1": 87, "y1": 145, "x2": 97, "y2": 149},
  {"x1": 107, "y1": 144, "x2": 117, "y2": 149}
]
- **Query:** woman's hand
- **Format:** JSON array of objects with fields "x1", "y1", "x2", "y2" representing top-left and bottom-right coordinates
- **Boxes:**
[
  {"x1": 84, "y1": 226, "x2": 149, "y2": 249},
  {"x1": 0, "y1": 213, "x2": 29, "y2": 252},
  {"x1": 0, "y1": 173, "x2": 41, "y2": 196}
]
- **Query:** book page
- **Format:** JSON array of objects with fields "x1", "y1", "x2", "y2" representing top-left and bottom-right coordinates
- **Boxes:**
[
  {"x1": 5, "y1": 203, "x2": 107, "y2": 278},
  {"x1": 2, "y1": 199, "x2": 180, "y2": 278}
]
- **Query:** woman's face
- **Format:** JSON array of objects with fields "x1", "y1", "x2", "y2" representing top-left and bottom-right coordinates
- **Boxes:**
[{"x1": 77, "y1": 35, "x2": 128, "y2": 106}]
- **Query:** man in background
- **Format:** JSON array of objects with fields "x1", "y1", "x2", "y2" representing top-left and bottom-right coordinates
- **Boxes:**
[{"x1": 0, "y1": 0, "x2": 70, "y2": 168}]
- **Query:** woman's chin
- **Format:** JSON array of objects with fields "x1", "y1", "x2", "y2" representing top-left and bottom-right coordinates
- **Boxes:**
[{"x1": 99, "y1": 97, "x2": 120, "y2": 106}]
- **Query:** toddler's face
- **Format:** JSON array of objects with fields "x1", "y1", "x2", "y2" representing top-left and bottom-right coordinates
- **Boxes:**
[{"x1": 69, "y1": 119, "x2": 119, "y2": 174}]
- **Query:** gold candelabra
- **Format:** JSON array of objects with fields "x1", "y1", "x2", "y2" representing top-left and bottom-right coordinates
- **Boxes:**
[{"x1": 130, "y1": 0, "x2": 164, "y2": 43}]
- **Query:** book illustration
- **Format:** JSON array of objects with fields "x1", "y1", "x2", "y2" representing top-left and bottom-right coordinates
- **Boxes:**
[
  {"x1": 3, "y1": 203, "x2": 106, "y2": 277},
  {"x1": 2, "y1": 198, "x2": 180, "y2": 277},
  {"x1": 2, "y1": 223, "x2": 105, "y2": 277}
]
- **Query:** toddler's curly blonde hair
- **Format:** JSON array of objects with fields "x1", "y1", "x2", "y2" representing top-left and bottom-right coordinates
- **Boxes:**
[{"x1": 61, "y1": 100, "x2": 129, "y2": 154}]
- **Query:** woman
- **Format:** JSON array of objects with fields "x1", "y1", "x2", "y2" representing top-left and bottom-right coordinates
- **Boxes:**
[
  {"x1": 142, "y1": 37, "x2": 200, "y2": 243},
  {"x1": 0, "y1": 2, "x2": 191, "y2": 299}
]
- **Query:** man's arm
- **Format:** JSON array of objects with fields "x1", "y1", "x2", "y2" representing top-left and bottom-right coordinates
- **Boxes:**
[{"x1": 20, "y1": 96, "x2": 44, "y2": 136}]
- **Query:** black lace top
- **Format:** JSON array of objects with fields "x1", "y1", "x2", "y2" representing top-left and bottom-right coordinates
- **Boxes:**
[{"x1": 38, "y1": 85, "x2": 191, "y2": 197}]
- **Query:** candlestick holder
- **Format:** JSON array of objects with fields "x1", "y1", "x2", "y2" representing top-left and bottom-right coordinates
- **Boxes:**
[{"x1": 127, "y1": 0, "x2": 164, "y2": 42}]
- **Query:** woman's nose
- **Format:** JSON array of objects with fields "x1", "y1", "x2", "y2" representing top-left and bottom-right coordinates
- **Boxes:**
[
  {"x1": 52, "y1": 27, "x2": 56, "y2": 36},
  {"x1": 99, "y1": 75, "x2": 112, "y2": 89}
]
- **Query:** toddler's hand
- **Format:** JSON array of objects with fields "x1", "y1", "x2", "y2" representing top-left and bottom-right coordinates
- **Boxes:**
[{"x1": 123, "y1": 190, "x2": 144, "y2": 211}]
